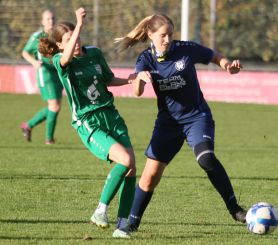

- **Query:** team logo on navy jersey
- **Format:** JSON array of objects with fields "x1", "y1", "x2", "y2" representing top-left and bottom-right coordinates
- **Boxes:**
[{"x1": 175, "y1": 60, "x2": 185, "y2": 71}]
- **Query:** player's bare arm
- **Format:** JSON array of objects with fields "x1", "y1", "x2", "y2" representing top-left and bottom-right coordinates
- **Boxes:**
[
  {"x1": 22, "y1": 51, "x2": 42, "y2": 69},
  {"x1": 107, "y1": 77, "x2": 130, "y2": 86},
  {"x1": 132, "y1": 71, "x2": 152, "y2": 97},
  {"x1": 59, "y1": 8, "x2": 86, "y2": 67},
  {"x1": 211, "y1": 52, "x2": 242, "y2": 74}
]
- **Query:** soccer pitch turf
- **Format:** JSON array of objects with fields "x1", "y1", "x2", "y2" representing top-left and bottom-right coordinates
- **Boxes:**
[{"x1": 0, "y1": 94, "x2": 277, "y2": 244}]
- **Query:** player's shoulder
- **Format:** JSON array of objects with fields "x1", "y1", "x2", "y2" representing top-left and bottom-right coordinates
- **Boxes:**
[
  {"x1": 31, "y1": 29, "x2": 44, "y2": 38},
  {"x1": 83, "y1": 45, "x2": 102, "y2": 57},
  {"x1": 137, "y1": 47, "x2": 152, "y2": 63},
  {"x1": 173, "y1": 40, "x2": 200, "y2": 50},
  {"x1": 52, "y1": 52, "x2": 62, "y2": 64}
]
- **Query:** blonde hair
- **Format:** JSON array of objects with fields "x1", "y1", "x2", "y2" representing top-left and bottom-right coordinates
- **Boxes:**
[{"x1": 115, "y1": 14, "x2": 174, "y2": 51}]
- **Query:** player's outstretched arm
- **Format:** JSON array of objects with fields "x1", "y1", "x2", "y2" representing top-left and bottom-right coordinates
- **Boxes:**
[
  {"x1": 59, "y1": 8, "x2": 86, "y2": 67},
  {"x1": 211, "y1": 52, "x2": 242, "y2": 74},
  {"x1": 107, "y1": 77, "x2": 131, "y2": 86}
]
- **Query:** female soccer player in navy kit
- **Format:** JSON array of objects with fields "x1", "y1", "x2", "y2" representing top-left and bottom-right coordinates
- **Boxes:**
[
  {"x1": 39, "y1": 8, "x2": 150, "y2": 238},
  {"x1": 116, "y1": 14, "x2": 247, "y2": 232}
]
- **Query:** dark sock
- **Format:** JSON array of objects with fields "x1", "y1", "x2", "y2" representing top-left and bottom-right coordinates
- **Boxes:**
[
  {"x1": 128, "y1": 185, "x2": 153, "y2": 229},
  {"x1": 206, "y1": 160, "x2": 238, "y2": 213},
  {"x1": 118, "y1": 176, "x2": 136, "y2": 218}
]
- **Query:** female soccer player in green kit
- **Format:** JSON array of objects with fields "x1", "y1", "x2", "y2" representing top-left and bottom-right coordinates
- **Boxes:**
[
  {"x1": 39, "y1": 8, "x2": 151, "y2": 238},
  {"x1": 21, "y1": 9, "x2": 63, "y2": 144}
]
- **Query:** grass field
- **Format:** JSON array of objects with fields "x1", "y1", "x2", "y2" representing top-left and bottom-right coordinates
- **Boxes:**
[{"x1": 0, "y1": 93, "x2": 277, "y2": 245}]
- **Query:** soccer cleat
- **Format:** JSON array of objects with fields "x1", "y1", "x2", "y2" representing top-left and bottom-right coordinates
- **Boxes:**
[
  {"x1": 231, "y1": 206, "x2": 247, "y2": 223},
  {"x1": 90, "y1": 212, "x2": 109, "y2": 228},
  {"x1": 45, "y1": 139, "x2": 55, "y2": 145},
  {"x1": 112, "y1": 228, "x2": 131, "y2": 239},
  {"x1": 20, "y1": 122, "x2": 32, "y2": 142}
]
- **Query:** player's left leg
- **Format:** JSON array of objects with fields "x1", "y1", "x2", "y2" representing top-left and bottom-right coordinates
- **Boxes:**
[
  {"x1": 193, "y1": 141, "x2": 246, "y2": 223},
  {"x1": 113, "y1": 148, "x2": 136, "y2": 238},
  {"x1": 187, "y1": 116, "x2": 246, "y2": 223}
]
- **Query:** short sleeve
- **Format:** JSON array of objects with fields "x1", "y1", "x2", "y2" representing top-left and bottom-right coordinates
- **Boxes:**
[
  {"x1": 52, "y1": 53, "x2": 66, "y2": 76},
  {"x1": 184, "y1": 41, "x2": 213, "y2": 65},
  {"x1": 23, "y1": 33, "x2": 38, "y2": 55}
]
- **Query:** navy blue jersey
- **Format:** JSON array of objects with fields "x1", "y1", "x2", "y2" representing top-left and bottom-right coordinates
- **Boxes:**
[{"x1": 135, "y1": 40, "x2": 214, "y2": 123}]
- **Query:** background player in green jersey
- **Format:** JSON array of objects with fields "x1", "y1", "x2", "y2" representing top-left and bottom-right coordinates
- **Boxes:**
[
  {"x1": 39, "y1": 8, "x2": 151, "y2": 238},
  {"x1": 21, "y1": 9, "x2": 63, "y2": 145}
]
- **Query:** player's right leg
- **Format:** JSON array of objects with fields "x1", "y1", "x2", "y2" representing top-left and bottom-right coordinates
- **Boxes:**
[
  {"x1": 44, "y1": 80, "x2": 63, "y2": 144},
  {"x1": 127, "y1": 122, "x2": 184, "y2": 232},
  {"x1": 45, "y1": 98, "x2": 61, "y2": 144},
  {"x1": 91, "y1": 143, "x2": 134, "y2": 229},
  {"x1": 113, "y1": 148, "x2": 136, "y2": 238}
]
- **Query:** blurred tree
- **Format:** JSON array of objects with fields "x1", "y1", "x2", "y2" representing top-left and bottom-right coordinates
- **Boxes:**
[{"x1": 0, "y1": 0, "x2": 277, "y2": 64}]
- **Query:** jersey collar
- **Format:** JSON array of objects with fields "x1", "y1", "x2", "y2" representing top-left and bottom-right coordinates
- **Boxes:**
[{"x1": 150, "y1": 42, "x2": 175, "y2": 62}]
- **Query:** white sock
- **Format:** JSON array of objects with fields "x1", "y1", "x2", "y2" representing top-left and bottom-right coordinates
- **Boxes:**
[{"x1": 95, "y1": 202, "x2": 108, "y2": 214}]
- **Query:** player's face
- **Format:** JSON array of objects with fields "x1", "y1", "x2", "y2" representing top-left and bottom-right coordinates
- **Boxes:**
[
  {"x1": 41, "y1": 11, "x2": 55, "y2": 33},
  {"x1": 58, "y1": 31, "x2": 82, "y2": 56},
  {"x1": 148, "y1": 24, "x2": 173, "y2": 53}
]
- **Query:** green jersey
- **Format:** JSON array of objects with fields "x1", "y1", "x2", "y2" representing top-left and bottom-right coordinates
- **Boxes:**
[
  {"x1": 23, "y1": 29, "x2": 60, "y2": 86},
  {"x1": 52, "y1": 46, "x2": 115, "y2": 122}
]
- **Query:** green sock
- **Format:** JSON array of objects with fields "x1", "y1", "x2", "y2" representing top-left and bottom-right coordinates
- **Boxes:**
[
  {"x1": 100, "y1": 163, "x2": 129, "y2": 205},
  {"x1": 46, "y1": 110, "x2": 58, "y2": 140},
  {"x1": 28, "y1": 107, "x2": 48, "y2": 128},
  {"x1": 118, "y1": 176, "x2": 136, "y2": 218}
]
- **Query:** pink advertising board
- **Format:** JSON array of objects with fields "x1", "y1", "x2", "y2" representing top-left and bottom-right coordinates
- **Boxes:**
[{"x1": 0, "y1": 65, "x2": 277, "y2": 105}]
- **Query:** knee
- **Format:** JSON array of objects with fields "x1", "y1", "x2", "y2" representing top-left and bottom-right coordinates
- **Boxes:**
[
  {"x1": 118, "y1": 150, "x2": 136, "y2": 170},
  {"x1": 197, "y1": 152, "x2": 220, "y2": 171},
  {"x1": 194, "y1": 141, "x2": 219, "y2": 171},
  {"x1": 139, "y1": 172, "x2": 160, "y2": 191},
  {"x1": 48, "y1": 100, "x2": 61, "y2": 112}
]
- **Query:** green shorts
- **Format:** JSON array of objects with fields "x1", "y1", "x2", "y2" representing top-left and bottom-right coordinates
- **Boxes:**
[
  {"x1": 39, "y1": 79, "x2": 63, "y2": 101},
  {"x1": 75, "y1": 106, "x2": 132, "y2": 162}
]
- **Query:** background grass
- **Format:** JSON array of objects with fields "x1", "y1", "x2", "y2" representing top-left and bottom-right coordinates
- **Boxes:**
[{"x1": 0, "y1": 93, "x2": 277, "y2": 244}]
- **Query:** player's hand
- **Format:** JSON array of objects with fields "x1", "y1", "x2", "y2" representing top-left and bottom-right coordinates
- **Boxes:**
[
  {"x1": 75, "y1": 8, "x2": 86, "y2": 27},
  {"x1": 137, "y1": 71, "x2": 152, "y2": 84},
  {"x1": 226, "y1": 59, "x2": 242, "y2": 74},
  {"x1": 127, "y1": 73, "x2": 137, "y2": 84}
]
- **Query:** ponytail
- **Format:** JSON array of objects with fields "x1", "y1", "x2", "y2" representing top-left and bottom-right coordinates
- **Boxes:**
[
  {"x1": 39, "y1": 37, "x2": 59, "y2": 58},
  {"x1": 39, "y1": 21, "x2": 75, "y2": 58},
  {"x1": 115, "y1": 15, "x2": 154, "y2": 51},
  {"x1": 115, "y1": 14, "x2": 174, "y2": 51}
]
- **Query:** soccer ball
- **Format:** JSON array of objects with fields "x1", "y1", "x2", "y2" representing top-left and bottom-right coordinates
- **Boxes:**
[{"x1": 246, "y1": 202, "x2": 278, "y2": 235}]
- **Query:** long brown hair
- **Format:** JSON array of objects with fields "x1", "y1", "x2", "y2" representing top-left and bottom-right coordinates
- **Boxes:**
[
  {"x1": 115, "y1": 14, "x2": 174, "y2": 51},
  {"x1": 39, "y1": 21, "x2": 75, "y2": 57}
]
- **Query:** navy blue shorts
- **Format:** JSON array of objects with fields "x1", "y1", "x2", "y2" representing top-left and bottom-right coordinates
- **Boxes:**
[{"x1": 145, "y1": 115, "x2": 215, "y2": 164}]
